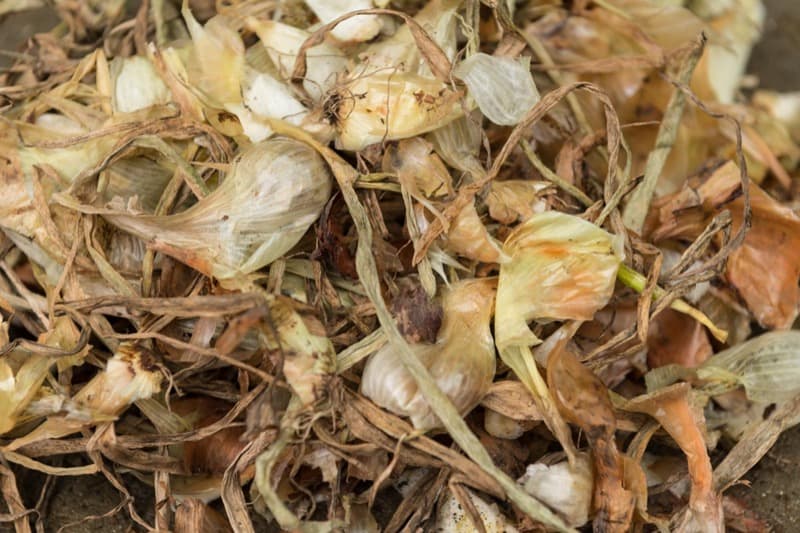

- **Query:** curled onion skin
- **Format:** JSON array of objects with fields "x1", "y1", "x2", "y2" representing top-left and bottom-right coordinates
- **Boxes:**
[{"x1": 105, "y1": 138, "x2": 332, "y2": 280}]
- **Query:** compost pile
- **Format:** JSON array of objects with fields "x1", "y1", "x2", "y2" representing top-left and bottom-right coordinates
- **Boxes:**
[{"x1": 2, "y1": 0, "x2": 800, "y2": 531}]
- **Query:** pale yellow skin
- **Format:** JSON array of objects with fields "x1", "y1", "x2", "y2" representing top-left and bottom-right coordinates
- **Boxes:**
[{"x1": 360, "y1": 278, "x2": 496, "y2": 430}]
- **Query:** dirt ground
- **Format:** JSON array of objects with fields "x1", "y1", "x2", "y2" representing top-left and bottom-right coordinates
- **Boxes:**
[{"x1": 2, "y1": 0, "x2": 800, "y2": 531}]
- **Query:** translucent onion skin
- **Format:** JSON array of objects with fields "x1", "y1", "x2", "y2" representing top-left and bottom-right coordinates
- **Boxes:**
[
  {"x1": 495, "y1": 210, "x2": 624, "y2": 350},
  {"x1": 360, "y1": 278, "x2": 497, "y2": 430},
  {"x1": 453, "y1": 53, "x2": 540, "y2": 126},
  {"x1": 699, "y1": 330, "x2": 800, "y2": 403},
  {"x1": 105, "y1": 138, "x2": 332, "y2": 279}
]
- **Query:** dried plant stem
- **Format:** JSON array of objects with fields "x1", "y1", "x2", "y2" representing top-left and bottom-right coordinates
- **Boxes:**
[
  {"x1": 714, "y1": 392, "x2": 800, "y2": 491},
  {"x1": 501, "y1": 345, "x2": 579, "y2": 464},
  {"x1": 520, "y1": 140, "x2": 593, "y2": 207},
  {"x1": 518, "y1": 16, "x2": 632, "y2": 207},
  {"x1": 254, "y1": 399, "x2": 302, "y2": 531},
  {"x1": 623, "y1": 34, "x2": 705, "y2": 233},
  {"x1": 518, "y1": 26, "x2": 592, "y2": 138},
  {"x1": 617, "y1": 264, "x2": 727, "y2": 342},
  {"x1": 263, "y1": 118, "x2": 573, "y2": 532}
]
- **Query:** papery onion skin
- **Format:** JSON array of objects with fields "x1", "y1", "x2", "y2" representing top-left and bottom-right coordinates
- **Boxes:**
[
  {"x1": 699, "y1": 330, "x2": 800, "y2": 404},
  {"x1": 334, "y1": 71, "x2": 463, "y2": 151},
  {"x1": 305, "y1": 0, "x2": 383, "y2": 43},
  {"x1": 435, "y1": 486, "x2": 519, "y2": 533},
  {"x1": 518, "y1": 454, "x2": 594, "y2": 528},
  {"x1": 111, "y1": 56, "x2": 172, "y2": 113},
  {"x1": 453, "y1": 53, "x2": 540, "y2": 126},
  {"x1": 248, "y1": 19, "x2": 348, "y2": 102},
  {"x1": 104, "y1": 138, "x2": 332, "y2": 280},
  {"x1": 360, "y1": 278, "x2": 496, "y2": 430},
  {"x1": 495, "y1": 210, "x2": 624, "y2": 350}
]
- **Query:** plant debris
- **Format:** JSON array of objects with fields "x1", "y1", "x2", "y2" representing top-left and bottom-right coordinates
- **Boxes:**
[{"x1": 1, "y1": 0, "x2": 797, "y2": 531}]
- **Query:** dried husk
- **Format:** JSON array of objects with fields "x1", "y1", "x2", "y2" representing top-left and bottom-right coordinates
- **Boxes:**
[
  {"x1": 698, "y1": 0, "x2": 765, "y2": 104},
  {"x1": 647, "y1": 309, "x2": 712, "y2": 370},
  {"x1": 361, "y1": 278, "x2": 496, "y2": 429},
  {"x1": 0, "y1": 317, "x2": 88, "y2": 434},
  {"x1": 453, "y1": 53, "x2": 540, "y2": 126},
  {"x1": 0, "y1": 1, "x2": 793, "y2": 530},
  {"x1": 66, "y1": 138, "x2": 332, "y2": 280},
  {"x1": 435, "y1": 487, "x2": 519, "y2": 533},
  {"x1": 263, "y1": 295, "x2": 336, "y2": 406},
  {"x1": 181, "y1": 7, "x2": 244, "y2": 107},
  {"x1": 698, "y1": 331, "x2": 800, "y2": 404},
  {"x1": 483, "y1": 409, "x2": 530, "y2": 440},
  {"x1": 180, "y1": 6, "x2": 320, "y2": 142},
  {"x1": 247, "y1": 18, "x2": 348, "y2": 102},
  {"x1": 649, "y1": 161, "x2": 800, "y2": 329},
  {"x1": 435, "y1": 201, "x2": 506, "y2": 264},
  {"x1": 480, "y1": 381, "x2": 542, "y2": 423},
  {"x1": 428, "y1": 114, "x2": 485, "y2": 180},
  {"x1": 486, "y1": 180, "x2": 552, "y2": 225},
  {"x1": 110, "y1": 56, "x2": 172, "y2": 113},
  {"x1": 5, "y1": 343, "x2": 162, "y2": 451},
  {"x1": 305, "y1": 0, "x2": 383, "y2": 43},
  {"x1": 547, "y1": 345, "x2": 634, "y2": 532},
  {"x1": 359, "y1": 0, "x2": 461, "y2": 74},
  {"x1": 754, "y1": 90, "x2": 800, "y2": 142},
  {"x1": 724, "y1": 184, "x2": 800, "y2": 329},
  {"x1": 518, "y1": 454, "x2": 594, "y2": 529},
  {"x1": 495, "y1": 210, "x2": 624, "y2": 350},
  {"x1": 333, "y1": 70, "x2": 463, "y2": 151},
  {"x1": 624, "y1": 385, "x2": 723, "y2": 532},
  {"x1": 382, "y1": 137, "x2": 454, "y2": 198},
  {"x1": 175, "y1": 499, "x2": 233, "y2": 533}
]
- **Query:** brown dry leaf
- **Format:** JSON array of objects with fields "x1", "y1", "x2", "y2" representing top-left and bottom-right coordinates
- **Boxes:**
[
  {"x1": 647, "y1": 309, "x2": 712, "y2": 369},
  {"x1": 547, "y1": 343, "x2": 634, "y2": 532},
  {"x1": 175, "y1": 498, "x2": 233, "y2": 533},
  {"x1": 624, "y1": 384, "x2": 723, "y2": 532},
  {"x1": 649, "y1": 160, "x2": 800, "y2": 329}
]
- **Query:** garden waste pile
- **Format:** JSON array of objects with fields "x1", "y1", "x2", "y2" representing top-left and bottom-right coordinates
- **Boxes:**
[{"x1": 1, "y1": 0, "x2": 799, "y2": 531}]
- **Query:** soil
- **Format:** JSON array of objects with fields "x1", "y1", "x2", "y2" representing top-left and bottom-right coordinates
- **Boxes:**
[{"x1": 1, "y1": 0, "x2": 800, "y2": 531}]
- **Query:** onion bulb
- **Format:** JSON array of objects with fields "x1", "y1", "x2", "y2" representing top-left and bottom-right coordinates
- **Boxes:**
[{"x1": 360, "y1": 278, "x2": 496, "y2": 430}]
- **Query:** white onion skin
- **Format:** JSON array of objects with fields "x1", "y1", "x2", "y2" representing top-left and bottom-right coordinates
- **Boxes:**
[
  {"x1": 105, "y1": 138, "x2": 332, "y2": 279},
  {"x1": 360, "y1": 278, "x2": 496, "y2": 430}
]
